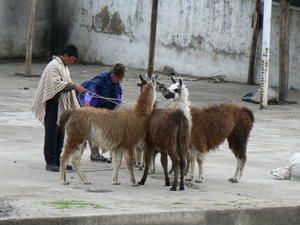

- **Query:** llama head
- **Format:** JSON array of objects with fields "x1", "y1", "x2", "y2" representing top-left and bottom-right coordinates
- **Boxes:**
[
  {"x1": 137, "y1": 74, "x2": 157, "y2": 93},
  {"x1": 137, "y1": 74, "x2": 172, "y2": 98},
  {"x1": 137, "y1": 74, "x2": 148, "y2": 92},
  {"x1": 164, "y1": 76, "x2": 188, "y2": 102},
  {"x1": 135, "y1": 74, "x2": 157, "y2": 115}
]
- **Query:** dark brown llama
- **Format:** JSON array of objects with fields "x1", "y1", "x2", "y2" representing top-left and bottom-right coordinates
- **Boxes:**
[
  {"x1": 138, "y1": 77, "x2": 191, "y2": 191},
  {"x1": 59, "y1": 75, "x2": 157, "y2": 185}
]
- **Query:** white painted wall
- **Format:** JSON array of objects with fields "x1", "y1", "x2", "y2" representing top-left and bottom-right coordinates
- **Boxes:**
[
  {"x1": 0, "y1": 0, "x2": 53, "y2": 58},
  {"x1": 1, "y1": 0, "x2": 299, "y2": 88}
]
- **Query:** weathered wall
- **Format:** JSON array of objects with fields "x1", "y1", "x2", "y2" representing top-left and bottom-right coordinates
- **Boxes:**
[
  {"x1": 0, "y1": 0, "x2": 53, "y2": 59},
  {"x1": 262, "y1": 6, "x2": 300, "y2": 88},
  {"x1": 8, "y1": 0, "x2": 299, "y2": 87}
]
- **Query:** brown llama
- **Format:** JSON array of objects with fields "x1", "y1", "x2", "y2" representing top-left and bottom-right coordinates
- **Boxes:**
[
  {"x1": 59, "y1": 75, "x2": 157, "y2": 185},
  {"x1": 154, "y1": 79, "x2": 255, "y2": 183},
  {"x1": 186, "y1": 104, "x2": 254, "y2": 183},
  {"x1": 138, "y1": 77, "x2": 191, "y2": 191}
]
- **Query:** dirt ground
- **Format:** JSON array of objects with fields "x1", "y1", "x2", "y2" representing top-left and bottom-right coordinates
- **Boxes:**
[{"x1": 0, "y1": 61, "x2": 300, "y2": 223}]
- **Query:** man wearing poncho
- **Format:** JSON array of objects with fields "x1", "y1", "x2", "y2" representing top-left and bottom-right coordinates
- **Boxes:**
[{"x1": 32, "y1": 45, "x2": 85, "y2": 172}]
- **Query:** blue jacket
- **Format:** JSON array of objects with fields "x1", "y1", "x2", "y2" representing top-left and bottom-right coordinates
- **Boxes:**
[{"x1": 77, "y1": 72, "x2": 122, "y2": 110}]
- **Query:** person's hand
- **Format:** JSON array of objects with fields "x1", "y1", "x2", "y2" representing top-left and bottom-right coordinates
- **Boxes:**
[{"x1": 74, "y1": 84, "x2": 86, "y2": 94}]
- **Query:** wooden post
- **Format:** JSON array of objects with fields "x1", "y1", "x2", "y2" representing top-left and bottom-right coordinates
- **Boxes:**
[
  {"x1": 279, "y1": 0, "x2": 290, "y2": 103},
  {"x1": 260, "y1": 0, "x2": 272, "y2": 109},
  {"x1": 25, "y1": 0, "x2": 37, "y2": 75},
  {"x1": 247, "y1": 0, "x2": 261, "y2": 85},
  {"x1": 147, "y1": 0, "x2": 158, "y2": 78}
]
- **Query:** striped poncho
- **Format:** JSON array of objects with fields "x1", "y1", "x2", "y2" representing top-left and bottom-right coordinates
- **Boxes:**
[{"x1": 32, "y1": 56, "x2": 80, "y2": 125}]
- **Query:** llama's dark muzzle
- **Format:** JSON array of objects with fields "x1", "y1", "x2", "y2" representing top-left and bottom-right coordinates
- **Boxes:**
[{"x1": 164, "y1": 92, "x2": 175, "y2": 99}]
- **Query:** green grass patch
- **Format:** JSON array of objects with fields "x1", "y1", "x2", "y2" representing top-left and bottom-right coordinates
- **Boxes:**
[
  {"x1": 171, "y1": 202, "x2": 185, "y2": 205},
  {"x1": 42, "y1": 200, "x2": 106, "y2": 209}
]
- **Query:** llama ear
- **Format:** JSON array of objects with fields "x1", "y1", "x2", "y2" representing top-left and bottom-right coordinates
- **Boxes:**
[
  {"x1": 151, "y1": 74, "x2": 157, "y2": 86},
  {"x1": 179, "y1": 78, "x2": 183, "y2": 87},
  {"x1": 154, "y1": 74, "x2": 159, "y2": 80},
  {"x1": 145, "y1": 74, "x2": 150, "y2": 81},
  {"x1": 171, "y1": 76, "x2": 176, "y2": 84},
  {"x1": 139, "y1": 74, "x2": 145, "y2": 83}
]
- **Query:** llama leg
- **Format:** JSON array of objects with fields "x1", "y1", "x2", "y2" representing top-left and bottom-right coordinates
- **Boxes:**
[
  {"x1": 228, "y1": 132, "x2": 248, "y2": 183},
  {"x1": 160, "y1": 152, "x2": 170, "y2": 186},
  {"x1": 237, "y1": 157, "x2": 247, "y2": 180},
  {"x1": 112, "y1": 148, "x2": 123, "y2": 185},
  {"x1": 135, "y1": 145, "x2": 143, "y2": 169},
  {"x1": 138, "y1": 145, "x2": 144, "y2": 170},
  {"x1": 179, "y1": 156, "x2": 186, "y2": 191},
  {"x1": 138, "y1": 146, "x2": 154, "y2": 185},
  {"x1": 184, "y1": 151, "x2": 190, "y2": 176},
  {"x1": 169, "y1": 154, "x2": 179, "y2": 191},
  {"x1": 71, "y1": 146, "x2": 91, "y2": 185},
  {"x1": 60, "y1": 149, "x2": 72, "y2": 185},
  {"x1": 185, "y1": 149, "x2": 197, "y2": 181},
  {"x1": 195, "y1": 152, "x2": 206, "y2": 183},
  {"x1": 149, "y1": 152, "x2": 156, "y2": 174},
  {"x1": 124, "y1": 149, "x2": 138, "y2": 186},
  {"x1": 229, "y1": 157, "x2": 246, "y2": 183}
]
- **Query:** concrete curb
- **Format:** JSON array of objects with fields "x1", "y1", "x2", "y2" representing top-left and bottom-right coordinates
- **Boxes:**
[{"x1": 1, "y1": 206, "x2": 299, "y2": 225}]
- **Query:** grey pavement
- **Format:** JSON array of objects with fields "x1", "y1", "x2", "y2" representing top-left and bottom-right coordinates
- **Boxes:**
[{"x1": 0, "y1": 62, "x2": 300, "y2": 225}]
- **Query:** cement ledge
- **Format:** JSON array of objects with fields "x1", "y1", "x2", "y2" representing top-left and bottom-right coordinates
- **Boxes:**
[{"x1": 0, "y1": 206, "x2": 299, "y2": 225}]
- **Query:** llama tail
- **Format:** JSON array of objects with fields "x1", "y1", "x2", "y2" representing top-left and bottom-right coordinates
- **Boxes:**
[
  {"x1": 59, "y1": 109, "x2": 75, "y2": 130},
  {"x1": 177, "y1": 112, "x2": 190, "y2": 163},
  {"x1": 242, "y1": 107, "x2": 255, "y2": 123}
]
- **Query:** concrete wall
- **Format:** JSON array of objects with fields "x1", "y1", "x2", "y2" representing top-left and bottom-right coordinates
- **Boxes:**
[
  {"x1": 0, "y1": 0, "x2": 53, "y2": 59},
  {"x1": 1, "y1": 0, "x2": 299, "y2": 87},
  {"x1": 264, "y1": 6, "x2": 300, "y2": 88}
]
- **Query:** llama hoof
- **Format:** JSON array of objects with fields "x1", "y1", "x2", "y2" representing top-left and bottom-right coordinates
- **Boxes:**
[
  {"x1": 138, "y1": 181, "x2": 145, "y2": 185},
  {"x1": 185, "y1": 177, "x2": 192, "y2": 182},
  {"x1": 228, "y1": 178, "x2": 238, "y2": 183},
  {"x1": 165, "y1": 182, "x2": 171, "y2": 186},
  {"x1": 62, "y1": 181, "x2": 70, "y2": 185},
  {"x1": 195, "y1": 178, "x2": 203, "y2": 183},
  {"x1": 170, "y1": 186, "x2": 177, "y2": 191},
  {"x1": 179, "y1": 186, "x2": 184, "y2": 191},
  {"x1": 131, "y1": 183, "x2": 139, "y2": 187},
  {"x1": 84, "y1": 182, "x2": 92, "y2": 185},
  {"x1": 113, "y1": 182, "x2": 121, "y2": 185}
]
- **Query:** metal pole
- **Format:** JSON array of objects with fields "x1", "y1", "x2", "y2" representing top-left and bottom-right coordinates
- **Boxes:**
[
  {"x1": 259, "y1": 0, "x2": 272, "y2": 109},
  {"x1": 279, "y1": 0, "x2": 290, "y2": 103},
  {"x1": 25, "y1": 0, "x2": 37, "y2": 75},
  {"x1": 147, "y1": 0, "x2": 158, "y2": 78}
]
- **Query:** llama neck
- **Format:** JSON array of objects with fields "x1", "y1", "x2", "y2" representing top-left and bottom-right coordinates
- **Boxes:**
[
  {"x1": 135, "y1": 84, "x2": 156, "y2": 117},
  {"x1": 168, "y1": 87, "x2": 190, "y2": 111},
  {"x1": 168, "y1": 87, "x2": 192, "y2": 133}
]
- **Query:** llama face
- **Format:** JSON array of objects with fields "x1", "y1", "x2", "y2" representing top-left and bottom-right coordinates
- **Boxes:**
[
  {"x1": 137, "y1": 74, "x2": 169, "y2": 97},
  {"x1": 165, "y1": 78, "x2": 183, "y2": 100},
  {"x1": 137, "y1": 74, "x2": 148, "y2": 92}
]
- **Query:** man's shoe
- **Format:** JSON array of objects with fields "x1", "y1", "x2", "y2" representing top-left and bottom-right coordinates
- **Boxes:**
[
  {"x1": 66, "y1": 165, "x2": 73, "y2": 171},
  {"x1": 90, "y1": 153, "x2": 107, "y2": 162},
  {"x1": 46, "y1": 164, "x2": 59, "y2": 172}
]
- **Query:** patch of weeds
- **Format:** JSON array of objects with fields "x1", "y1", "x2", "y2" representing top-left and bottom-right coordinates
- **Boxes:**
[
  {"x1": 41, "y1": 200, "x2": 106, "y2": 209},
  {"x1": 171, "y1": 202, "x2": 185, "y2": 205}
]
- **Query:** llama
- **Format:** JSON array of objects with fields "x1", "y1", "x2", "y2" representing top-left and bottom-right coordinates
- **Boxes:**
[
  {"x1": 59, "y1": 75, "x2": 157, "y2": 185},
  {"x1": 186, "y1": 104, "x2": 254, "y2": 183},
  {"x1": 158, "y1": 79, "x2": 254, "y2": 183},
  {"x1": 134, "y1": 77, "x2": 172, "y2": 173},
  {"x1": 138, "y1": 76, "x2": 191, "y2": 191}
]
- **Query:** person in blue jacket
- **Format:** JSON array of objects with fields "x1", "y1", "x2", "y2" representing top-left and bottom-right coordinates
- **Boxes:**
[{"x1": 77, "y1": 63, "x2": 125, "y2": 162}]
